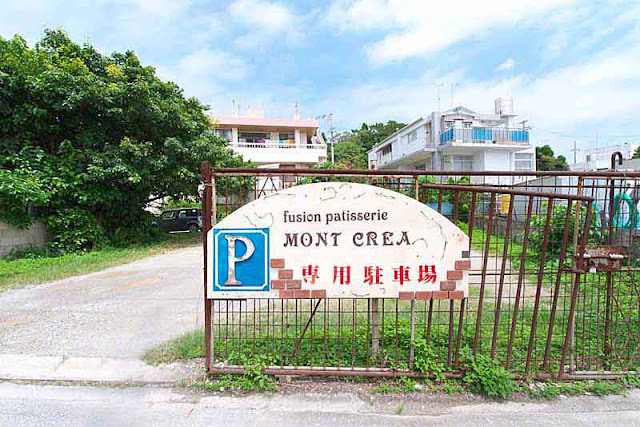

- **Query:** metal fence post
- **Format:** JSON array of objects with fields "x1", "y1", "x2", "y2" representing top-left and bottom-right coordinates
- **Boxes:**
[
  {"x1": 201, "y1": 161, "x2": 213, "y2": 373},
  {"x1": 569, "y1": 176, "x2": 583, "y2": 374}
]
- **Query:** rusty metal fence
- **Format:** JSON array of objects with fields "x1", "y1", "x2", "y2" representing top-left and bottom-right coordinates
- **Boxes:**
[{"x1": 202, "y1": 164, "x2": 640, "y2": 379}]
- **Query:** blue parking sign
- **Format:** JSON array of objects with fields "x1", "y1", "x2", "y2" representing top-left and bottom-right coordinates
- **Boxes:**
[{"x1": 213, "y1": 228, "x2": 269, "y2": 292}]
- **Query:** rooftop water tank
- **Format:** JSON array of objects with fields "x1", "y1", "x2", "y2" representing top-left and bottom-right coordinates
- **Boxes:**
[{"x1": 495, "y1": 96, "x2": 515, "y2": 116}]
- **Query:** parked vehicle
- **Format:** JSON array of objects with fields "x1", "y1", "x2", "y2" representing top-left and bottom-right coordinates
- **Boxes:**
[{"x1": 155, "y1": 208, "x2": 202, "y2": 233}]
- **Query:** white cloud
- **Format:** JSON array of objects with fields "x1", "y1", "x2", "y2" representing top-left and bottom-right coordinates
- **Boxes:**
[
  {"x1": 326, "y1": 0, "x2": 573, "y2": 64},
  {"x1": 325, "y1": 0, "x2": 394, "y2": 32},
  {"x1": 156, "y1": 49, "x2": 250, "y2": 105},
  {"x1": 496, "y1": 58, "x2": 515, "y2": 72},
  {"x1": 228, "y1": 0, "x2": 302, "y2": 48},
  {"x1": 317, "y1": 32, "x2": 640, "y2": 156}
]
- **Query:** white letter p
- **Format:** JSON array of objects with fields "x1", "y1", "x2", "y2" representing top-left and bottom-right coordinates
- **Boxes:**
[{"x1": 224, "y1": 235, "x2": 255, "y2": 285}]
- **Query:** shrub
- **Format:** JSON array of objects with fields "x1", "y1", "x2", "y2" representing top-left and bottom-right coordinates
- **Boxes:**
[
  {"x1": 528, "y1": 202, "x2": 602, "y2": 258},
  {"x1": 45, "y1": 208, "x2": 107, "y2": 254},
  {"x1": 463, "y1": 355, "x2": 515, "y2": 398}
]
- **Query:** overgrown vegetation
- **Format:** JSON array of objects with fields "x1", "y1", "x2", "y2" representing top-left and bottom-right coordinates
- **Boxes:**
[
  {"x1": 0, "y1": 29, "x2": 245, "y2": 255},
  {"x1": 149, "y1": 325, "x2": 638, "y2": 398},
  {"x1": 195, "y1": 355, "x2": 276, "y2": 392},
  {"x1": 463, "y1": 355, "x2": 515, "y2": 398}
]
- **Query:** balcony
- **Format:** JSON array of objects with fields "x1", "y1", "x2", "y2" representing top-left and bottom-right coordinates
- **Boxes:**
[
  {"x1": 440, "y1": 127, "x2": 529, "y2": 146},
  {"x1": 229, "y1": 140, "x2": 327, "y2": 165}
]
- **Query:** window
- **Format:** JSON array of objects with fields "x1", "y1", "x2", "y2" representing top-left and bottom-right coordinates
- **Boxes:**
[
  {"x1": 239, "y1": 132, "x2": 269, "y2": 143},
  {"x1": 514, "y1": 153, "x2": 534, "y2": 171},
  {"x1": 407, "y1": 129, "x2": 418, "y2": 143},
  {"x1": 452, "y1": 155, "x2": 474, "y2": 171},
  {"x1": 214, "y1": 128, "x2": 232, "y2": 142},
  {"x1": 178, "y1": 210, "x2": 187, "y2": 219},
  {"x1": 381, "y1": 144, "x2": 393, "y2": 156},
  {"x1": 161, "y1": 211, "x2": 176, "y2": 219},
  {"x1": 279, "y1": 132, "x2": 295, "y2": 141}
]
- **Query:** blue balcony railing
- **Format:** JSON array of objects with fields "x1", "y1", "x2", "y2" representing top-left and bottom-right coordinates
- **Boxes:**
[{"x1": 440, "y1": 127, "x2": 529, "y2": 145}]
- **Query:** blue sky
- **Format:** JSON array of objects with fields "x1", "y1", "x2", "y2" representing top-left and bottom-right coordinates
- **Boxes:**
[{"x1": 2, "y1": 0, "x2": 640, "y2": 160}]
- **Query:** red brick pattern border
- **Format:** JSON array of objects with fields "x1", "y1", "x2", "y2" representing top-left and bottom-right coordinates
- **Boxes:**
[
  {"x1": 270, "y1": 258, "x2": 326, "y2": 299},
  {"x1": 270, "y1": 258, "x2": 285, "y2": 268},
  {"x1": 269, "y1": 255, "x2": 471, "y2": 300}
]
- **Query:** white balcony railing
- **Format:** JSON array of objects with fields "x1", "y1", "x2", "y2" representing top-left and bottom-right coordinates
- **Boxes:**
[
  {"x1": 229, "y1": 140, "x2": 328, "y2": 164},
  {"x1": 234, "y1": 140, "x2": 327, "y2": 150}
]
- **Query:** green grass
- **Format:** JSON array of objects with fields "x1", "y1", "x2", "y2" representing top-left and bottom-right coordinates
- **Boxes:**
[
  {"x1": 144, "y1": 328, "x2": 206, "y2": 365},
  {"x1": 529, "y1": 380, "x2": 627, "y2": 398},
  {"x1": 0, "y1": 233, "x2": 200, "y2": 291}
]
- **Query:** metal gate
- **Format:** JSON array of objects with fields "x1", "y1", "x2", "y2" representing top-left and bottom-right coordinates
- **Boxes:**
[{"x1": 201, "y1": 165, "x2": 640, "y2": 379}]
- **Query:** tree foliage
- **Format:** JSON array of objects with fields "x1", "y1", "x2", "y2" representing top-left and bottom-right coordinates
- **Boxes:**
[
  {"x1": 0, "y1": 30, "x2": 244, "y2": 253},
  {"x1": 633, "y1": 146, "x2": 640, "y2": 159},
  {"x1": 323, "y1": 120, "x2": 406, "y2": 169},
  {"x1": 348, "y1": 121, "x2": 407, "y2": 152},
  {"x1": 535, "y1": 144, "x2": 569, "y2": 171}
]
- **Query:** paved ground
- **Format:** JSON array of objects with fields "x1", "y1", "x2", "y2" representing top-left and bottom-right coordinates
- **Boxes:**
[
  {"x1": 1, "y1": 382, "x2": 639, "y2": 427},
  {"x1": 0, "y1": 245, "x2": 203, "y2": 358}
]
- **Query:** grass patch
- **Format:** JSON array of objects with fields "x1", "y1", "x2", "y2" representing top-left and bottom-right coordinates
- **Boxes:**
[
  {"x1": 144, "y1": 329, "x2": 205, "y2": 365},
  {"x1": 148, "y1": 325, "x2": 639, "y2": 399},
  {"x1": 529, "y1": 380, "x2": 628, "y2": 398},
  {"x1": 0, "y1": 232, "x2": 200, "y2": 291}
]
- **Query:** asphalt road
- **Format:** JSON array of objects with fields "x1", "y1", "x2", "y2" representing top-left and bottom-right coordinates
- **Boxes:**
[
  {"x1": 0, "y1": 246, "x2": 203, "y2": 358},
  {"x1": 1, "y1": 382, "x2": 639, "y2": 427}
]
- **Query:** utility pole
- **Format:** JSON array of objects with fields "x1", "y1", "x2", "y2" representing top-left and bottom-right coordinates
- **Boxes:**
[
  {"x1": 316, "y1": 113, "x2": 335, "y2": 164},
  {"x1": 328, "y1": 113, "x2": 335, "y2": 164},
  {"x1": 570, "y1": 140, "x2": 579, "y2": 165}
]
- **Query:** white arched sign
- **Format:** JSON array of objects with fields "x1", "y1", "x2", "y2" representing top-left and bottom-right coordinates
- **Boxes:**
[{"x1": 208, "y1": 182, "x2": 470, "y2": 300}]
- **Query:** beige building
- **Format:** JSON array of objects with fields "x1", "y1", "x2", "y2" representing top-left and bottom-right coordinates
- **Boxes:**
[{"x1": 210, "y1": 111, "x2": 327, "y2": 168}]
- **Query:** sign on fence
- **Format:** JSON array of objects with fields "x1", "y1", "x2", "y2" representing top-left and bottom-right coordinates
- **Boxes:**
[{"x1": 207, "y1": 182, "x2": 470, "y2": 299}]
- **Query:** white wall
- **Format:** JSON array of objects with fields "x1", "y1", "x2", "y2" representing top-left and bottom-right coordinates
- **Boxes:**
[
  {"x1": 473, "y1": 152, "x2": 485, "y2": 171},
  {"x1": 375, "y1": 119, "x2": 428, "y2": 167},
  {"x1": 0, "y1": 221, "x2": 47, "y2": 257},
  {"x1": 483, "y1": 150, "x2": 511, "y2": 171}
]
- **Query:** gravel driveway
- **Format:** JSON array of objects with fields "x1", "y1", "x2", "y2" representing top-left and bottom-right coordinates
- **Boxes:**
[{"x1": 0, "y1": 246, "x2": 203, "y2": 358}]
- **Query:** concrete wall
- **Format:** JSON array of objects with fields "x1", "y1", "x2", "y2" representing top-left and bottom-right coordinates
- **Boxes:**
[{"x1": 0, "y1": 221, "x2": 47, "y2": 257}]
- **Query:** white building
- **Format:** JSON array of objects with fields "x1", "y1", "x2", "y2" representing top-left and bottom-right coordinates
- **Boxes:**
[
  {"x1": 210, "y1": 109, "x2": 327, "y2": 168},
  {"x1": 367, "y1": 97, "x2": 535, "y2": 183},
  {"x1": 570, "y1": 142, "x2": 639, "y2": 171}
]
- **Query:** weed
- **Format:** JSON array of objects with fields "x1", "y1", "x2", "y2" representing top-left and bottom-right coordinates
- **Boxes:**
[
  {"x1": 372, "y1": 383, "x2": 398, "y2": 394},
  {"x1": 395, "y1": 404, "x2": 405, "y2": 415},
  {"x1": 589, "y1": 381, "x2": 624, "y2": 396},
  {"x1": 397, "y1": 376, "x2": 418, "y2": 392},
  {"x1": 463, "y1": 355, "x2": 514, "y2": 398},
  {"x1": 413, "y1": 339, "x2": 446, "y2": 382},
  {"x1": 195, "y1": 355, "x2": 276, "y2": 392},
  {"x1": 438, "y1": 380, "x2": 465, "y2": 395},
  {"x1": 623, "y1": 374, "x2": 640, "y2": 388},
  {"x1": 529, "y1": 381, "x2": 587, "y2": 399}
]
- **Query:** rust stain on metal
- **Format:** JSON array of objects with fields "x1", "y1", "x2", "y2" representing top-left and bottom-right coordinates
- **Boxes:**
[{"x1": 577, "y1": 245, "x2": 626, "y2": 272}]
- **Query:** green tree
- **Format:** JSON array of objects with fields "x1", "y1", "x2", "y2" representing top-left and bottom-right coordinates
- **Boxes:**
[
  {"x1": 0, "y1": 30, "x2": 245, "y2": 252},
  {"x1": 535, "y1": 145, "x2": 569, "y2": 171},
  {"x1": 332, "y1": 139, "x2": 367, "y2": 169},
  {"x1": 350, "y1": 121, "x2": 406, "y2": 152},
  {"x1": 320, "y1": 120, "x2": 406, "y2": 169},
  {"x1": 633, "y1": 146, "x2": 640, "y2": 159}
]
